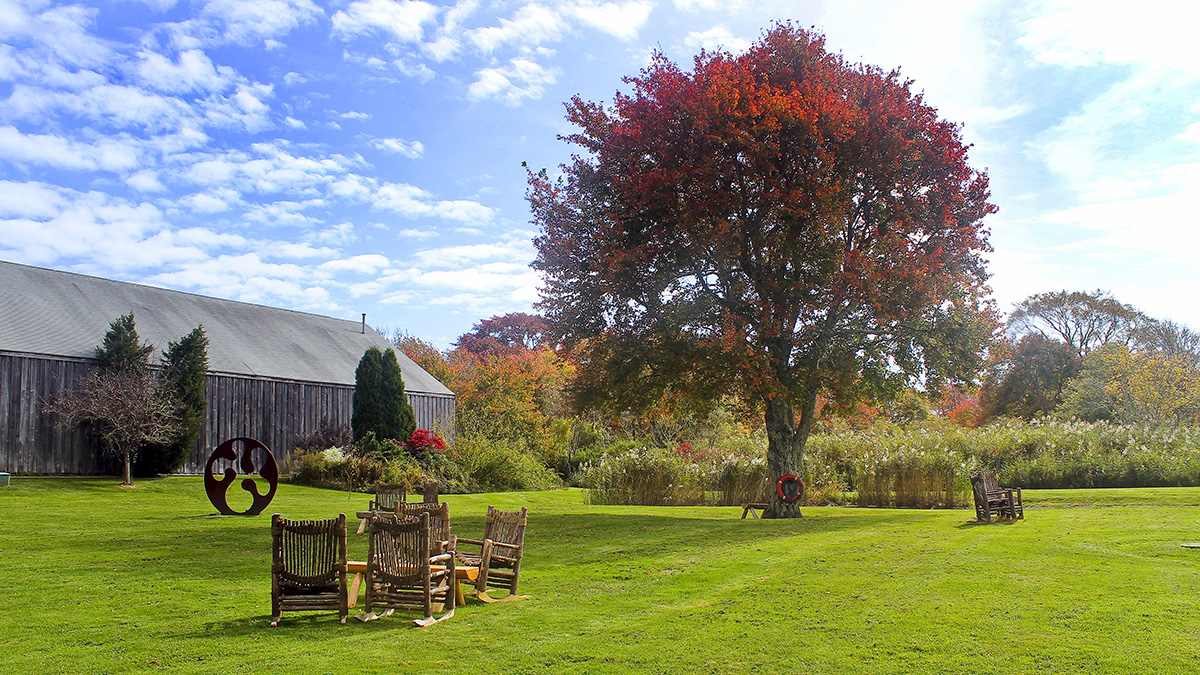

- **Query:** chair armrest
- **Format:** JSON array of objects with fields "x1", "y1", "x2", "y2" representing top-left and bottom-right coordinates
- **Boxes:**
[
  {"x1": 430, "y1": 552, "x2": 454, "y2": 565},
  {"x1": 485, "y1": 539, "x2": 521, "y2": 552}
]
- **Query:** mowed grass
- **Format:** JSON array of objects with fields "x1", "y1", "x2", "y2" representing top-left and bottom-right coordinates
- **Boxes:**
[{"x1": 2, "y1": 479, "x2": 1200, "y2": 674}]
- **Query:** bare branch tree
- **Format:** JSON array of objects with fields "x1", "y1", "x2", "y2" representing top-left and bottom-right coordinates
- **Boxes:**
[{"x1": 44, "y1": 369, "x2": 182, "y2": 486}]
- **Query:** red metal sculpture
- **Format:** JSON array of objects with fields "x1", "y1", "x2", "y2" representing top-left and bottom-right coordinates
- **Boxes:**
[{"x1": 204, "y1": 437, "x2": 278, "y2": 516}]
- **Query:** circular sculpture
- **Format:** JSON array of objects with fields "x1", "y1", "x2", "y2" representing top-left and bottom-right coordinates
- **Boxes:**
[
  {"x1": 204, "y1": 437, "x2": 278, "y2": 516},
  {"x1": 776, "y1": 474, "x2": 805, "y2": 504}
]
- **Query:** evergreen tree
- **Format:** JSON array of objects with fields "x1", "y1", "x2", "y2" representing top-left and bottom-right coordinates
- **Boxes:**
[
  {"x1": 95, "y1": 313, "x2": 152, "y2": 375},
  {"x1": 380, "y1": 347, "x2": 417, "y2": 442},
  {"x1": 352, "y1": 347, "x2": 416, "y2": 442},
  {"x1": 352, "y1": 347, "x2": 385, "y2": 441},
  {"x1": 135, "y1": 326, "x2": 209, "y2": 476}
]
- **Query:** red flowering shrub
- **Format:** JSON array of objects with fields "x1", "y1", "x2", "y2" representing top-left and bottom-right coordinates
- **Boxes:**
[{"x1": 406, "y1": 428, "x2": 447, "y2": 454}]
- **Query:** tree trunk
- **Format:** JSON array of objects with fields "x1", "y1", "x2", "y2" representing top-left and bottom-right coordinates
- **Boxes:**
[
  {"x1": 763, "y1": 396, "x2": 804, "y2": 518},
  {"x1": 122, "y1": 448, "x2": 133, "y2": 486}
]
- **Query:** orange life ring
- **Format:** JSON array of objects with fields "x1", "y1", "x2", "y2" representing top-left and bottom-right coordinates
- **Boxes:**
[{"x1": 776, "y1": 474, "x2": 804, "y2": 503}]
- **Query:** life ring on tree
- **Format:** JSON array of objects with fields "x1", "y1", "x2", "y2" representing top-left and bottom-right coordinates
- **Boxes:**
[{"x1": 776, "y1": 474, "x2": 804, "y2": 503}]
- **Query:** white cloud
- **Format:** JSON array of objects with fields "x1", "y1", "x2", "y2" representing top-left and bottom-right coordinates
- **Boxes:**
[
  {"x1": 7, "y1": 3, "x2": 115, "y2": 69},
  {"x1": 0, "y1": 125, "x2": 141, "y2": 172},
  {"x1": 318, "y1": 253, "x2": 391, "y2": 274},
  {"x1": 398, "y1": 227, "x2": 438, "y2": 239},
  {"x1": 200, "y1": 0, "x2": 323, "y2": 45},
  {"x1": 367, "y1": 181, "x2": 495, "y2": 222},
  {"x1": 421, "y1": 0, "x2": 478, "y2": 61},
  {"x1": 1018, "y1": 0, "x2": 1200, "y2": 75},
  {"x1": 3, "y1": 83, "x2": 192, "y2": 131},
  {"x1": 127, "y1": 169, "x2": 167, "y2": 192},
  {"x1": 180, "y1": 190, "x2": 236, "y2": 213},
  {"x1": 372, "y1": 137, "x2": 425, "y2": 157},
  {"x1": 413, "y1": 241, "x2": 529, "y2": 268},
  {"x1": 181, "y1": 142, "x2": 359, "y2": 195},
  {"x1": 0, "y1": 180, "x2": 66, "y2": 219},
  {"x1": 469, "y1": 3, "x2": 565, "y2": 52},
  {"x1": 684, "y1": 26, "x2": 750, "y2": 54},
  {"x1": 340, "y1": 110, "x2": 371, "y2": 119},
  {"x1": 467, "y1": 57, "x2": 558, "y2": 105},
  {"x1": 0, "y1": 187, "x2": 206, "y2": 271},
  {"x1": 136, "y1": 49, "x2": 237, "y2": 94},
  {"x1": 332, "y1": 0, "x2": 439, "y2": 42},
  {"x1": 569, "y1": 1, "x2": 652, "y2": 42}
]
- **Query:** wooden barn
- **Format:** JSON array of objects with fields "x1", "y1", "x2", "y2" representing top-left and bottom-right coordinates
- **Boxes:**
[{"x1": 0, "y1": 260, "x2": 455, "y2": 475}]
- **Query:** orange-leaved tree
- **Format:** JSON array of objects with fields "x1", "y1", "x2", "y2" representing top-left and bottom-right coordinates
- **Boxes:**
[{"x1": 529, "y1": 24, "x2": 997, "y2": 517}]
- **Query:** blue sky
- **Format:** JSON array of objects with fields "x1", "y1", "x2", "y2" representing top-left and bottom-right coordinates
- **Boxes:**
[{"x1": 1, "y1": 0, "x2": 1197, "y2": 348}]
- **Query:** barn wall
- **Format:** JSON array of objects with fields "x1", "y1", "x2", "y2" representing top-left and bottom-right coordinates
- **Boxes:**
[
  {"x1": 1, "y1": 352, "x2": 456, "y2": 475},
  {"x1": 0, "y1": 353, "x2": 109, "y2": 474}
]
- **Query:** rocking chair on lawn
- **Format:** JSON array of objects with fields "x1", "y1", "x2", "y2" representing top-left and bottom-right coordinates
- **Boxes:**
[
  {"x1": 456, "y1": 505, "x2": 530, "y2": 602},
  {"x1": 270, "y1": 513, "x2": 349, "y2": 626},
  {"x1": 970, "y1": 470, "x2": 1024, "y2": 523},
  {"x1": 361, "y1": 512, "x2": 456, "y2": 626},
  {"x1": 393, "y1": 501, "x2": 454, "y2": 555},
  {"x1": 357, "y1": 483, "x2": 409, "y2": 533}
]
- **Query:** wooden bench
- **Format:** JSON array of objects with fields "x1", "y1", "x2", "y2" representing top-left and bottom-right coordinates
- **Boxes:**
[{"x1": 741, "y1": 503, "x2": 769, "y2": 519}]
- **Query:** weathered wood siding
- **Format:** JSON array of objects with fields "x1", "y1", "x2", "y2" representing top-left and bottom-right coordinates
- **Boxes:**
[
  {"x1": 1, "y1": 352, "x2": 456, "y2": 475},
  {"x1": 0, "y1": 353, "x2": 111, "y2": 474}
]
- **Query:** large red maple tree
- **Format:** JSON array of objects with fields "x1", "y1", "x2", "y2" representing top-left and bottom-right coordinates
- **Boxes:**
[{"x1": 530, "y1": 24, "x2": 998, "y2": 517}]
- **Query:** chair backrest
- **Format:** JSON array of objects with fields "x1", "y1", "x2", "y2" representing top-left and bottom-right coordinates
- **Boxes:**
[
  {"x1": 372, "y1": 483, "x2": 407, "y2": 510},
  {"x1": 421, "y1": 481, "x2": 439, "y2": 504},
  {"x1": 982, "y1": 471, "x2": 1000, "y2": 493},
  {"x1": 271, "y1": 513, "x2": 347, "y2": 586},
  {"x1": 369, "y1": 512, "x2": 430, "y2": 584},
  {"x1": 483, "y1": 505, "x2": 527, "y2": 548},
  {"x1": 394, "y1": 501, "x2": 451, "y2": 546}
]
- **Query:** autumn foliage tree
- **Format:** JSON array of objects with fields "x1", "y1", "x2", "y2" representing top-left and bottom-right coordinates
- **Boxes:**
[
  {"x1": 455, "y1": 312, "x2": 551, "y2": 357},
  {"x1": 530, "y1": 24, "x2": 997, "y2": 517}
]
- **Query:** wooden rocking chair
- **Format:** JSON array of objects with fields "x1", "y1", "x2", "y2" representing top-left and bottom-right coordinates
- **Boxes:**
[
  {"x1": 270, "y1": 513, "x2": 348, "y2": 626},
  {"x1": 357, "y1": 483, "x2": 409, "y2": 533},
  {"x1": 393, "y1": 501, "x2": 453, "y2": 555},
  {"x1": 970, "y1": 471, "x2": 1024, "y2": 523},
  {"x1": 361, "y1": 512, "x2": 456, "y2": 627},
  {"x1": 456, "y1": 506, "x2": 529, "y2": 602}
]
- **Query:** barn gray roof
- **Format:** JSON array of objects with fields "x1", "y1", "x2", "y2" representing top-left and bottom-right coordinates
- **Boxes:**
[{"x1": 0, "y1": 260, "x2": 453, "y2": 396}]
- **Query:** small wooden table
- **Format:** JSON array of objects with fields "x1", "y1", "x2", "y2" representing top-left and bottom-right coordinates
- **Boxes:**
[
  {"x1": 347, "y1": 560, "x2": 478, "y2": 607},
  {"x1": 741, "y1": 503, "x2": 769, "y2": 519}
]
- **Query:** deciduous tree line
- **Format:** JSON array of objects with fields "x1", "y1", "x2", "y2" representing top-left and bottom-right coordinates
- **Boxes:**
[{"x1": 980, "y1": 289, "x2": 1200, "y2": 425}]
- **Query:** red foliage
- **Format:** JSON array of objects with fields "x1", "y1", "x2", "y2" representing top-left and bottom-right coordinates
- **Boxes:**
[
  {"x1": 528, "y1": 23, "x2": 997, "y2": 505},
  {"x1": 455, "y1": 313, "x2": 551, "y2": 358},
  {"x1": 934, "y1": 385, "x2": 984, "y2": 428},
  {"x1": 405, "y1": 428, "x2": 447, "y2": 454}
]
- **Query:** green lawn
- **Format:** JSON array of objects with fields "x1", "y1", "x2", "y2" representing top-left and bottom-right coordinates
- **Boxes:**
[{"x1": 2, "y1": 478, "x2": 1199, "y2": 674}]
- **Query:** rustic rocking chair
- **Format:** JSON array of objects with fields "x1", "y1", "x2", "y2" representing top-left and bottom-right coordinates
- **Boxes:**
[
  {"x1": 456, "y1": 506, "x2": 529, "y2": 602},
  {"x1": 357, "y1": 483, "x2": 409, "y2": 533},
  {"x1": 970, "y1": 470, "x2": 1024, "y2": 522},
  {"x1": 270, "y1": 513, "x2": 348, "y2": 626},
  {"x1": 361, "y1": 512, "x2": 456, "y2": 627},
  {"x1": 393, "y1": 501, "x2": 453, "y2": 555}
]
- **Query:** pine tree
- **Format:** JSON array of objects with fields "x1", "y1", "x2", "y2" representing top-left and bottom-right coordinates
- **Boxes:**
[
  {"x1": 352, "y1": 347, "x2": 385, "y2": 442},
  {"x1": 380, "y1": 347, "x2": 417, "y2": 442},
  {"x1": 95, "y1": 313, "x2": 152, "y2": 375},
  {"x1": 135, "y1": 326, "x2": 209, "y2": 476},
  {"x1": 352, "y1": 347, "x2": 416, "y2": 442}
]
